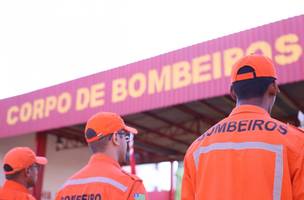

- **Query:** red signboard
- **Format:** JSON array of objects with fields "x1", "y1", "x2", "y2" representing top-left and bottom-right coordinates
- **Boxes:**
[{"x1": 0, "y1": 15, "x2": 303, "y2": 138}]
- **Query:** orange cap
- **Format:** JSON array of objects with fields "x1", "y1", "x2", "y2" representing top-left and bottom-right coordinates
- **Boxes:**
[
  {"x1": 85, "y1": 112, "x2": 138, "y2": 143},
  {"x1": 231, "y1": 54, "x2": 277, "y2": 83},
  {"x1": 3, "y1": 147, "x2": 48, "y2": 175}
]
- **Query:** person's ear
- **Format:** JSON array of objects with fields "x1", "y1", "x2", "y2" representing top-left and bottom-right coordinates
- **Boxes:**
[
  {"x1": 24, "y1": 167, "x2": 31, "y2": 178},
  {"x1": 111, "y1": 133, "x2": 120, "y2": 146},
  {"x1": 230, "y1": 86, "x2": 236, "y2": 101},
  {"x1": 275, "y1": 82, "x2": 280, "y2": 94},
  {"x1": 267, "y1": 82, "x2": 280, "y2": 96}
]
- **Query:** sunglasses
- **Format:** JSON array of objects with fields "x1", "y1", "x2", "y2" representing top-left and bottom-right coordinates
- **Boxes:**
[
  {"x1": 115, "y1": 130, "x2": 134, "y2": 142},
  {"x1": 29, "y1": 163, "x2": 40, "y2": 171}
]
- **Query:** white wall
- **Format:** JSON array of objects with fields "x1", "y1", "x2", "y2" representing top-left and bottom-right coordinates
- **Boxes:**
[{"x1": 43, "y1": 134, "x2": 90, "y2": 199}]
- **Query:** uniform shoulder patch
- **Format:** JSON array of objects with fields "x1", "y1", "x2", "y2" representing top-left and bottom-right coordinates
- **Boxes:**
[
  {"x1": 121, "y1": 170, "x2": 142, "y2": 182},
  {"x1": 133, "y1": 193, "x2": 146, "y2": 200}
]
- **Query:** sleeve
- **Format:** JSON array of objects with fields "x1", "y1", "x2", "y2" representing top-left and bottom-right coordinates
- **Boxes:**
[
  {"x1": 181, "y1": 153, "x2": 195, "y2": 200},
  {"x1": 292, "y1": 145, "x2": 304, "y2": 200},
  {"x1": 127, "y1": 180, "x2": 148, "y2": 200}
]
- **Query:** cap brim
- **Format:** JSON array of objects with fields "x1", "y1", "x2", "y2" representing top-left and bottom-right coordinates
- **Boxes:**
[
  {"x1": 124, "y1": 125, "x2": 138, "y2": 134},
  {"x1": 36, "y1": 156, "x2": 48, "y2": 165}
]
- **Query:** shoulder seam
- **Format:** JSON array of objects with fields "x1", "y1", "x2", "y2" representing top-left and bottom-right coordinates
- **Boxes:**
[{"x1": 288, "y1": 123, "x2": 304, "y2": 133}]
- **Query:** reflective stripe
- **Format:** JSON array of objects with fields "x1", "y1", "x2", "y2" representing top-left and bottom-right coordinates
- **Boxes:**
[
  {"x1": 193, "y1": 142, "x2": 283, "y2": 200},
  {"x1": 61, "y1": 176, "x2": 128, "y2": 192}
]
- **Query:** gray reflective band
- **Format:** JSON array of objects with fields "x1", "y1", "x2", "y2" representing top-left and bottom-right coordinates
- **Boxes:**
[
  {"x1": 62, "y1": 176, "x2": 128, "y2": 192},
  {"x1": 193, "y1": 142, "x2": 283, "y2": 200}
]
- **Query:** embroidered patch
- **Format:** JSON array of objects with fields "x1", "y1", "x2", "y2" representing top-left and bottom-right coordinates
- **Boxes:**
[{"x1": 134, "y1": 193, "x2": 146, "y2": 200}]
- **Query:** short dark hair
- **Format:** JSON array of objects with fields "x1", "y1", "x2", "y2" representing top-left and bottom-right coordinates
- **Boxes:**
[
  {"x1": 3, "y1": 164, "x2": 23, "y2": 180},
  {"x1": 88, "y1": 135, "x2": 113, "y2": 153},
  {"x1": 5, "y1": 170, "x2": 22, "y2": 180},
  {"x1": 232, "y1": 77, "x2": 275, "y2": 100},
  {"x1": 88, "y1": 131, "x2": 130, "y2": 153}
]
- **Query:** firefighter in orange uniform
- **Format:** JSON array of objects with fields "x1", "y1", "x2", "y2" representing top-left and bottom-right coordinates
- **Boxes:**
[
  {"x1": 182, "y1": 54, "x2": 304, "y2": 200},
  {"x1": 0, "y1": 147, "x2": 48, "y2": 200},
  {"x1": 56, "y1": 112, "x2": 148, "y2": 200}
]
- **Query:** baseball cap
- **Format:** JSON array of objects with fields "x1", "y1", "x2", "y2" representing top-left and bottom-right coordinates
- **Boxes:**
[
  {"x1": 3, "y1": 147, "x2": 48, "y2": 175},
  {"x1": 85, "y1": 112, "x2": 138, "y2": 143},
  {"x1": 231, "y1": 54, "x2": 277, "y2": 83}
]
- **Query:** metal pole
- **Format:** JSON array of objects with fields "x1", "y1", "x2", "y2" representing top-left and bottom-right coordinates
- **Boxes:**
[
  {"x1": 129, "y1": 137, "x2": 136, "y2": 174},
  {"x1": 170, "y1": 161, "x2": 174, "y2": 200},
  {"x1": 33, "y1": 132, "x2": 47, "y2": 200}
]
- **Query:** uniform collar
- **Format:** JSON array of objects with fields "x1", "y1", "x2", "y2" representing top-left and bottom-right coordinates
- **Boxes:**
[
  {"x1": 89, "y1": 153, "x2": 121, "y2": 168},
  {"x1": 229, "y1": 105, "x2": 270, "y2": 117},
  {"x1": 3, "y1": 180, "x2": 30, "y2": 194}
]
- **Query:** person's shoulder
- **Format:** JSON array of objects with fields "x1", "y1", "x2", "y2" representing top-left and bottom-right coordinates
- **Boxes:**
[
  {"x1": 26, "y1": 194, "x2": 36, "y2": 200},
  {"x1": 0, "y1": 187, "x2": 5, "y2": 199},
  {"x1": 121, "y1": 170, "x2": 142, "y2": 182},
  {"x1": 186, "y1": 118, "x2": 228, "y2": 152},
  {"x1": 283, "y1": 124, "x2": 304, "y2": 157},
  {"x1": 287, "y1": 123, "x2": 304, "y2": 135},
  {"x1": 184, "y1": 138, "x2": 201, "y2": 159},
  {"x1": 270, "y1": 117, "x2": 304, "y2": 138},
  {"x1": 0, "y1": 190, "x2": 35, "y2": 200}
]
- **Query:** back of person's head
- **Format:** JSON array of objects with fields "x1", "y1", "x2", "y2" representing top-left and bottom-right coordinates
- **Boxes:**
[
  {"x1": 230, "y1": 54, "x2": 277, "y2": 100},
  {"x1": 4, "y1": 169, "x2": 22, "y2": 180},
  {"x1": 88, "y1": 134, "x2": 113, "y2": 153},
  {"x1": 84, "y1": 112, "x2": 137, "y2": 153}
]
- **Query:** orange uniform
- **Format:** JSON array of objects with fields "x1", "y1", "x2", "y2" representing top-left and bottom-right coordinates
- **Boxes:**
[
  {"x1": 182, "y1": 105, "x2": 304, "y2": 200},
  {"x1": 0, "y1": 180, "x2": 35, "y2": 200},
  {"x1": 56, "y1": 153, "x2": 148, "y2": 200}
]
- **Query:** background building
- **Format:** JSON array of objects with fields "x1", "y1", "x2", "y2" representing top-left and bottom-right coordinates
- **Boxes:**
[{"x1": 0, "y1": 15, "x2": 303, "y2": 199}]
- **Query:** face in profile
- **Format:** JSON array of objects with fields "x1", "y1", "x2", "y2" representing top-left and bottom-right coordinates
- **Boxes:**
[
  {"x1": 26, "y1": 163, "x2": 39, "y2": 188},
  {"x1": 117, "y1": 131, "x2": 132, "y2": 164},
  {"x1": 266, "y1": 81, "x2": 280, "y2": 113}
]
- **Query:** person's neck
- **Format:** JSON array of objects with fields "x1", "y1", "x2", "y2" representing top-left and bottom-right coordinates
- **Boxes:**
[
  {"x1": 10, "y1": 178, "x2": 29, "y2": 189},
  {"x1": 236, "y1": 97, "x2": 270, "y2": 113},
  {"x1": 95, "y1": 149, "x2": 119, "y2": 162}
]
